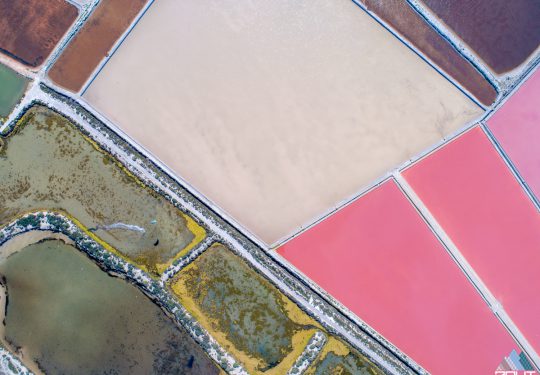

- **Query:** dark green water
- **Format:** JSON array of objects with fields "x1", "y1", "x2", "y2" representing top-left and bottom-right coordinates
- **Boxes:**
[
  {"x1": 0, "y1": 239, "x2": 220, "y2": 375},
  {"x1": 0, "y1": 64, "x2": 27, "y2": 118}
]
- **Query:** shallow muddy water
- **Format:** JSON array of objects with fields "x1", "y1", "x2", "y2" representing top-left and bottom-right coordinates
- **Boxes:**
[
  {"x1": 0, "y1": 239, "x2": 220, "y2": 375},
  {"x1": 0, "y1": 105, "x2": 203, "y2": 274}
]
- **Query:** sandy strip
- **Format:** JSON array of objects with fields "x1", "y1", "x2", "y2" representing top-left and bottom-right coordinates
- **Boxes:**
[{"x1": 0, "y1": 231, "x2": 73, "y2": 263}]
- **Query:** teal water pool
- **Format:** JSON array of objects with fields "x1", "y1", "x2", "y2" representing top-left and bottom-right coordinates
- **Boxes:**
[{"x1": 0, "y1": 64, "x2": 28, "y2": 119}]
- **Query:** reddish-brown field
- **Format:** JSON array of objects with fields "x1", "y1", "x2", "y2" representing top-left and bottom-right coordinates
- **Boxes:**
[
  {"x1": 0, "y1": 0, "x2": 78, "y2": 67},
  {"x1": 48, "y1": 0, "x2": 147, "y2": 92},
  {"x1": 361, "y1": 0, "x2": 497, "y2": 106},
  {"x1": 421, "y1": 0, "x2": 540, "y2": 74}
]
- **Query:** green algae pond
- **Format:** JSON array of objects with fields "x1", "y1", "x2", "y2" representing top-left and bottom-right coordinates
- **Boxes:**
[
  {"x1": 171, "y1": 243, "x2": 321, "y2": 374},
  {"x1": 0, "y1": 105, "x2": 205, "y2": 275},
  {"x1": 0, "y1": 237, "x2": 221, "y2": 375},
  {"x1": 0, "y1": 64, "x2": 28, "y2": 120}
]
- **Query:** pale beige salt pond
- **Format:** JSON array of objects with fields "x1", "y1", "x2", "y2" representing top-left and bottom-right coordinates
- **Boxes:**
[{"x1": 84, "y1": 0, "x2": 482, "y2": 245}]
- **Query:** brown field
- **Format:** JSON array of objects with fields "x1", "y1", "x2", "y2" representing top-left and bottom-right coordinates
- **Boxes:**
[
  {"x1": 421, "y1": 0, "x2": 540, "y2": 74},
  {"x1": 0, "y1": 0, "x2": 78, "y2": 67},
  {"x1": 361, "y1": 0, "x2": 497, "y2": 105},
  {"x1": 48, "y1": 0, "x2": 147, "y2": 92}
]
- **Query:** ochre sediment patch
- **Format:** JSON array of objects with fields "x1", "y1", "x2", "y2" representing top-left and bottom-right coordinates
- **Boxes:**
[{"x1": 305, "y1": 337, "x2": 383, "y2": 375}]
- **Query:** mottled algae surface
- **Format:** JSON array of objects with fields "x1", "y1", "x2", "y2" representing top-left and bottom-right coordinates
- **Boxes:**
[
  {"x1": 420, "y1": 0, "x2": 540, "y2": 74},
  {"x1": 306, "y1": 337, "x2": 383, "y2": 375},
  {"x1": 0, "y1": 105, "x2": 205, "y2": 275},
  {"x1": 0, "y1": 239, "x2": 220, "y2": 375},
  {"x1": 171, "y1": 243, "x2": 323, "y2": 374},
  {"x1": 361, "y1": 0, "x2": 497, "y2": 105},
  {"x1": 0, "y1": 0, "x2": 78, "y2": 67}
]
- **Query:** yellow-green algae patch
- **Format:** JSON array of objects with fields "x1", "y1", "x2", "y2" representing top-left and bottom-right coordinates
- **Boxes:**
[
  {"x1": 0, "y1": 239, "x2": 220, "y2": 375},
  {"x1": 305, "y1": 337, "x2": 383, "y2": 375},
  {"x1": 0, "y1": 105, "x2": 205, "y2": 275},
  {"x1": 170, "y1": 243, "x2": 321, "y2": 374}
]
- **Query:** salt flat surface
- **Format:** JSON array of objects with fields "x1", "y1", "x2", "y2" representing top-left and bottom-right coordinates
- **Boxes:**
[{"x1": 84, "y1": 0, "x2": 481, "y2": 245}]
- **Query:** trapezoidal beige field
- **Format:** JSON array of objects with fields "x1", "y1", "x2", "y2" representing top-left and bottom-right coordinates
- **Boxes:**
[{"x1": 84, "y1": 0, "x2": 481, "y2": 245}]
